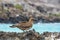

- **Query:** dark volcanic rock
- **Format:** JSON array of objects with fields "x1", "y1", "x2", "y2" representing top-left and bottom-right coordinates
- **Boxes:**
[
  {"x1": 0, "y1": 30, "x2": 60, "y2": 40},
  {"x1": 0, "y1": 30, "x2": 45, "y2": 40},
  {"x1": 36, "y1": 6, "x2": 47, "y2": 13}
]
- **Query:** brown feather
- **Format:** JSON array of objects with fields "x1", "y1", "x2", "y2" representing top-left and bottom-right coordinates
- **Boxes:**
[{"x1": 10, "y1": 17, "x2": 34, "y2": 31}]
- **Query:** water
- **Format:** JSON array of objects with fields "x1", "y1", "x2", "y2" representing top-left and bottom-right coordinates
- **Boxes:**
[
  {"x1": 32, "y1": 23, "x2": 60, "y2": 33},
  {"x1": 0, "y1": 23, "x2": 60, "y2": 33}
]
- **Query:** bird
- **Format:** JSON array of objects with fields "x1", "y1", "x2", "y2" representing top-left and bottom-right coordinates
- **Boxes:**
[{"x1": 10, "y1": 16, "x2": 35, "y2": 31}]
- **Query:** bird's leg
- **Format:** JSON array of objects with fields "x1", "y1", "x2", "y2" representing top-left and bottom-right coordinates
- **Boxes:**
[
  {"x1": 23, "y1": 30, "x2": 24, "y2": 32},
  {"x1": 25, "y1": 30, "x2": 27, "y2": 32},
  {"x1": 23, "y1": 30, "x2": 26, "y2": 33}
]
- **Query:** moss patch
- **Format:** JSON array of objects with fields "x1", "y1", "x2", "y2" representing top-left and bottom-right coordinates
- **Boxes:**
[{"x1": 14, "y1": 4, "x2": 23, "y2": 10}]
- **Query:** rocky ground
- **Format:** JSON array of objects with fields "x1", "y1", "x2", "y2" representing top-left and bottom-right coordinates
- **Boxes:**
[
  {"x1": 0, "y1": 29, "x2": 60, "y2": 40},
  {"x1": 0, "y1": 29, "x2": 43, "y2": 40},
  {"x1": 0, "y1": 0, "x2": 60, "y2": 23}
]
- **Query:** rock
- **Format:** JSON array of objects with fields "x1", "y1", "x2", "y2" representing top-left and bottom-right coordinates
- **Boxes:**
[
  {"x1": 1, "y1": 0, "x2": 60, "y2": 23},
  {"x1": 0, "y1": 30, "x2": 43, "y2": 40},
  {"x1": 0, "y1": 30, "x2": 60, "y2": 40},
  {"x1": 36, "y1": 6, "x2": 47, "y2": 13}
]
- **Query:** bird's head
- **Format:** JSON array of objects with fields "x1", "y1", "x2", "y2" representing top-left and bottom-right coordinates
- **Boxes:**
[
  {"x1": 29, "y1": 16, "x2": 34, "y2": 21},
  {"x1": 29, "y1": 15, "x2": 36, "y2": 22}
]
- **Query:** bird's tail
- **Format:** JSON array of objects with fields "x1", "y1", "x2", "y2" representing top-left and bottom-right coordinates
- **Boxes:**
[{"x1": 10, "y1": 25, "x2": 16, "y2": 28}]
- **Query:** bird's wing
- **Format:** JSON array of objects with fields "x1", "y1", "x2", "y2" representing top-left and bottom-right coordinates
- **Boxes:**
[{"x1": 19, "y1": 21, "x2": 27, "y2": 24}]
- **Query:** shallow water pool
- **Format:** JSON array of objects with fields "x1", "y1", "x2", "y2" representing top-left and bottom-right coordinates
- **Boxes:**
[{"x1": 0, "y1": 23, "x2": 60, "y2": 33}]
